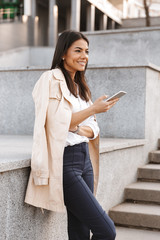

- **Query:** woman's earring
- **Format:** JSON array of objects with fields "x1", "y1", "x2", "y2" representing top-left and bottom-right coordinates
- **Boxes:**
[{"x1": 62, "y1": 58, "x2": 64, "y2": 61}]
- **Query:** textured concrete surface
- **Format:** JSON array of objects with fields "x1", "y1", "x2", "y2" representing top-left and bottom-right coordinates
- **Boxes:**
[
  {"x1": 109, "y1": 202, "x2": 160, "y2": 229},
  {"x1": 0, "y1": 65, "x2": 159, "y2": 165},
  {"x1": 99, "y1": 138, "x2": 146, "y2": 153},
  {"x1": 116, "y1": 227, "x2": 160, "y2": 240},
  {"x1": 0, "y1": 68, "x2": 44, "y2": 135},
  {"x1": 0, "y1": 47, "x2": 54, "y2": 68},
  {"x1": 1, "y1": 27, "x2": 160, "y2": 69},
  {"x1": 149, "y1": 151, "x2": 160, "y2": 163},
  {"x1": 138, "y1": 164, "x2": 160, "y2": 181},
  {"x1": 0, "y1": 136, "x2": 145, "y2": 240},
  {"x1": 0, "y1": 167, "x2": 68, "y2": 240},
  {"x1": 85, "y1": 27, "x2": 160, "y2": 67},
  {"x1": 0, "y1": 22, "x2": 28, "y2": 51},
  {"x1": 119, "y1": 17, "x2": 160, "y2": 29},
  {"x1": 97, "y1": 144, "x2": 145, "y2": 212},
  {"x1": 0, "y1": 135, "x2": 32, "y2": 172},
  {"x1": 0, "y1": 66, "x2": 146, "y2": 137},
  {"x1": 86, "y1": 65, "x2": 158, "y2": 140},
  {"x1": 0, "y1": 47, "x2": 30, "y2": 68},
  {"x1": 145, "y1": 67, "x2": 160, "y2": 153},
  {"x1": 125, "y1": 181, "x2": 160, "y2": 203}
]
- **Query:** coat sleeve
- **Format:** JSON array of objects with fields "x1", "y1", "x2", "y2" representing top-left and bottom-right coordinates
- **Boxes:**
[{"x1": 31, "y1": 71, "x2": 52, "y2": 185}]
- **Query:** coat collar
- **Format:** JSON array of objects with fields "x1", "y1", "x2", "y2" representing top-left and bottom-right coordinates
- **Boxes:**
[
  {"x1": 51, "y1": 68, "x2": 72, "y2": 105},
  {"x1": 51, "y1": 68, "x2": 66, "y2": 82}
]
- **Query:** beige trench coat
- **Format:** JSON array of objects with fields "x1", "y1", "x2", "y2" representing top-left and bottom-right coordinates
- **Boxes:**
[{"x1": 25, "y1": 68, "x2": 99, "y2": 212}]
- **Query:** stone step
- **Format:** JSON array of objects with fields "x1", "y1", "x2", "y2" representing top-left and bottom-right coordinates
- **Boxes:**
[
  {"x1": 116, "y1": 226, "x2": 160, "y2": 240},
  {"x1": 149, "y1": 151, "x2": 160, "y2": 163},
  {"x1": 125, "y1": 182, "x2": 160, "y2": 203},
  {"x1": 138, "y1": 164, "x2": 160, "y2": 181},
  {"x1": 109, "y1": 202, "x2": 160, "y2": 230}
]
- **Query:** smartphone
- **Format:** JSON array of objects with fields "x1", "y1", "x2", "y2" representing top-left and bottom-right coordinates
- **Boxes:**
[{"x1": 105, "y1": 91, "x2": 127, "y2": 102}]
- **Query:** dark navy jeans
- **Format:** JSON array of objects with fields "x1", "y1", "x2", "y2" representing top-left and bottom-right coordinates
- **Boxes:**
[{"x1": 63, "y1": 142, "x2": 116, "y2": 240}]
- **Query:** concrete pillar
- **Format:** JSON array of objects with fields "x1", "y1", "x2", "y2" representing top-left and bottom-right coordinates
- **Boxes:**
[
  {"x1": 24, "y1": 0, "x2": 36, "y2": 46},
  {"x1": 103, "y1": 14, "x2": 108, "y2": 30},
  {"x1": 34, "y1": 16, "x2": 39, "y2": 46},
  {"x1": 123, "y1": 0, "x2": 128, "y2": 18},
  {"x1": 111, "y1": 20, "x2": 115, "y2": 29},
  {"x1": 128, "y1": 0, "x2": 135, "y2": 18},
  {"x1": 99, "y1": 14, "x2": 108, "y2": 30},
  {"x1": 71, "y1": 0, "x2": 81, "y2": 31},
  {"x1": 86, "y1": 4, "x2": 95, "y2": 31},
  {"x1": 49, "y1": 0, "x2": 58, "y2": 47}
]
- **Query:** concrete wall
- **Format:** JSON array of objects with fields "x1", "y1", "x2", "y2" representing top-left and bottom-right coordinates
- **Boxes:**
[
  {"x1": 0, "y1": 22, "x2": 28, "y2": 52},
  {"x1": 97, "y1": 140, "x2": 146, "y2": 211},
  {"x1": 0, "y1": 135, "x2": 145, "y2": 240},
  {"x1": 0, "y1": 19, "x2": 43, "y2": 52},
  {"x1": 29, "y1": 47, "x2": 54, "y2": 67},
  {"x1": 120, "y1": 17, "x2": 160, "y2": 29},
  {"x1": 86, "y1": 65, "x2": 160, "y2": 161},
  {"x1": 86, "y1": 66, "x2": 146, "y2": 139},
  {"x1": 0, "y1": 65, "x2": 160, "y2": 146},
  {"x1": 0, "y1": 66, "x2": 146, "y2": 137},
  {"x1": 0, "y1": 166, "x2": 68, "y2": 240},
  {"x1": 0, "y1": 68, "x2": 44, "y2": 135},
  {"x1": 0, "y1": 47, "x2": 54, "y2": 68},
  {"x1": 145, "y1": 67, "x2": 160, "y2": 151},
  {"x1": 0, "y1": 47, "x2": 30, "y2": 68},
  {"x1": 85, "y1": 27, "x2": 160, "y2": 67},
  {"x1": 1, "y1": 27, "x2": 160, "y2": 69},
  {"x1": 0, "y1": 65, "x2": 159, "y2": 163}
]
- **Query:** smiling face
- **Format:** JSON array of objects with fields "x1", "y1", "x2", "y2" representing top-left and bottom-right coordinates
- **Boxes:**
[{"x1": 63, "y1": 39, "x2": 89, "y2": 80}]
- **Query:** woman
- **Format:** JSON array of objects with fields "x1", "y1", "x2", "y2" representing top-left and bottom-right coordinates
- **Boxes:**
[{"x1": 25, "y1": 30, "x2": 118, "y2": 240}]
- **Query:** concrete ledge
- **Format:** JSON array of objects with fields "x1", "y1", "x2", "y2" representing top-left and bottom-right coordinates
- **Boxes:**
[
  {"x1": 88, "y1": 63, "x2": 160, "y2": 72},
  {"x1": 120, "y1": 16, "x2": 160, "y2": 30},
  {"x1": 100, "y1": 138, "x2": 146, "y2": 154},
  {"x1": 84, "y1": 26, "x2": 160, "y2": 35},
  {"x1": 0, "y1": 135, "x2": 146, "y2": 173},
  {"x1": 0, "y1": 46, "x2": 54, "y2": 68},
  {"x1": 0, "y1": 135, "x2": 32, "y2": 173},
  {"x1": 1, "y1": 63, "x2": 160, "y2": 72}
]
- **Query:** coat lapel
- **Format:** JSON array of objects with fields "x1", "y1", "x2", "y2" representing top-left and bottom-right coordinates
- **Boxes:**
[{"x1": 52, "y1": 68, "x2": 72, "y2": 104}]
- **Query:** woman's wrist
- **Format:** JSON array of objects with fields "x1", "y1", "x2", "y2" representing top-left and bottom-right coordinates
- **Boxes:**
[
  {"x1": 89, "y1": 104, "x2": 96, "y2": 115},
  {"x1": 71, "y1": 125, "x2": 80, "y2": 134}
]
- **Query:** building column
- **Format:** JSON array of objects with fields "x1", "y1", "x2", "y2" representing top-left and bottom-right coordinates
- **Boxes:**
[
  {"x1": 71, "y1": 0, "x2": 81, "y2": 31},
  {"x1": 49, "y1": 0, "x2": 58, "y2": 47},
  {"x1": 24, "y1": 0, "x2": 31, "y2": 16},
  {"x1": 86, "y1": 4, "x2": 95, "y2": 31},
  {"x1": 99, "y1": 13, "x2": 108, "y2": 30},
  {"x1": 123, "y1": 0, "x2": 128, "y2": 18},
  {"x1": 24, "y1": 0, "x2": 36, "y2": 46}
]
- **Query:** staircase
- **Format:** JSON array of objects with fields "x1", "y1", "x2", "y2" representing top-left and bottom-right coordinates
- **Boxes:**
[{"x1": 109, "y1": 140, "x2": 160, "y2": 231}]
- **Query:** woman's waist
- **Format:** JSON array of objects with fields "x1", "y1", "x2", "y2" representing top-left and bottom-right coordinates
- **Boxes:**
[{"x1": 65, "y1": 132, "x2": 89, "y2": 147}]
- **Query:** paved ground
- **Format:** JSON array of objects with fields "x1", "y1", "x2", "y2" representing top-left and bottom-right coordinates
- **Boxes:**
[{"x1": 116, "y1": 227, "x2": 160, "y2": 240}]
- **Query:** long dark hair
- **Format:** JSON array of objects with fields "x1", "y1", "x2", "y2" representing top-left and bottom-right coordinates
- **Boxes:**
[{"x1": 50, "y1": 30, "x2": 91, "y2": 101}]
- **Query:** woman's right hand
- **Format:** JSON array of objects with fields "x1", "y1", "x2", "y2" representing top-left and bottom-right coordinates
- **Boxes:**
[{"x1": 92, "y1": 95, "x2": 119, "y2": 114}]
